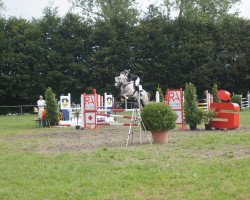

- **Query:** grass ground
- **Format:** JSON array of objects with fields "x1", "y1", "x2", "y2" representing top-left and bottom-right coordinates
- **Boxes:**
[{"x1": 0, "y1": 111, "x2": 249, "y2": 200}]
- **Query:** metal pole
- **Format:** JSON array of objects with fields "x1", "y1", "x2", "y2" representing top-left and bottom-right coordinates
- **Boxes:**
[
  {"x1": 138, "y1": 85, "x2": 142, "y2": 144},
  {"x1": 126, "y1": 108, "x2": 135, "y2": 147},
  {"x1": 20, "y1": 106, "x2": 23, "y2": 115},
  {"x1": 81, "y1": 94, "x2": 84, "y2": 128},
  {"x1": 125, "y1": 99, "x2": 127, "y2": 109}
]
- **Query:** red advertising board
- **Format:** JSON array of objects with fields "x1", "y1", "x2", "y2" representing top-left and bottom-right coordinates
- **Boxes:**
[
  {"x1": 165, "y1": 88, "x2": 185, "y2": 129},
  {"x1": 83, "y1": 94, "x2": 97, "y2": 129}
]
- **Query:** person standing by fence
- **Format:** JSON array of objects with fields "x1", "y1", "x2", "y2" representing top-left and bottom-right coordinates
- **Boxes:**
[{"x1": 37, "y1": 95, "x2": 46, "y2": 124}]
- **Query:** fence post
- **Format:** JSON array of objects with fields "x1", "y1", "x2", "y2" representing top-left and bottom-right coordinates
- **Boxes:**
[
  {"x1": 206, "y1": 90, "x2": 209, "y2": 111},
  {"x1": 20, "y1": 106, "x2": 23, "y2": 115},
  {"x1": 248, "y1": 92, "x2": 250, "y2": 110},
  {"x1": 156, "y1": 91, "x2": 160, "y2": 103},
  {"x1": 104, "y1": 92, "x2": 107, "y2": 114},
  {"x1": 240, "y1": 94, "x2": 243, "y2": 109}
]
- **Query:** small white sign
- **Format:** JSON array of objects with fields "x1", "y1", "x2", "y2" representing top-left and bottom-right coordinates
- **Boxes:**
[
  {"x1": 86, "y1": 112, "x2": 96, "y2": 124},
  {"x1": 60, "y1": 96, "x2": 70, "y2": 109},
  {"x1": 105, "y1": 95, "x2": 113, "y2": 107},
  {"x1": 175, "y1": 111, "x2": 182, "y2": 124}
]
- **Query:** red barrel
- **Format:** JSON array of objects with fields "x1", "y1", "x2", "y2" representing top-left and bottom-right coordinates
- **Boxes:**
[{"x1": 218, "y1": 90, "x2": 231, "y2": 101}]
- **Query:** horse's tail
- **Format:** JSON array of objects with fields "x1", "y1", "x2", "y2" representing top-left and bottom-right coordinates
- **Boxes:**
[
  {"x1": 147, "y1": 92, "x2": 151, "y2": 101},
  {"x1": 140, "y1": 90, "x2": 151, "y2": 107}
]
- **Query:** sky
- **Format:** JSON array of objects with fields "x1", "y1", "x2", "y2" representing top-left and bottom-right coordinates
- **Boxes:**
[{"x1": 2, "y1": 0, "x2": 250, "y2": 20}]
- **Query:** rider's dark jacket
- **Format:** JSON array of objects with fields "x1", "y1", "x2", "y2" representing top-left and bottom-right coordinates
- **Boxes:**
[{"x1": 128, "y1": 73, "x2": 138, "y2": 82}]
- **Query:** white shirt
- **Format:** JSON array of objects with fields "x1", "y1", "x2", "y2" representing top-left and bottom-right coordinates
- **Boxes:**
[{"x1": 37, "y1": 100, "x2": 46, "y2": 118}]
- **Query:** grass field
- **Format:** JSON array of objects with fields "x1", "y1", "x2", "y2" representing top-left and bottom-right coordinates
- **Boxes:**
[{"x1": 0, "y1": 111, "x2": 249, "y2": 200}]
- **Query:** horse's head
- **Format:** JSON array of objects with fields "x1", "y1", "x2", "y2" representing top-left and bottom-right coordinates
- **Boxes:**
[{"x1": 115, "y1": 73, "x2": 128, "y2": 87}]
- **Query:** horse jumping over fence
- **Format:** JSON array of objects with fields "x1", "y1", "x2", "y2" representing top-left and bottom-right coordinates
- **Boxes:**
[{"x1": 115, "y1": 73, "x2": 150, "y2": 107}]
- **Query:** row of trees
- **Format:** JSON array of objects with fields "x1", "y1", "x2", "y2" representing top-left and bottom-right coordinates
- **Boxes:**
[{"x1": 0, "y1": 0, "x2": 249, "y2": 105}]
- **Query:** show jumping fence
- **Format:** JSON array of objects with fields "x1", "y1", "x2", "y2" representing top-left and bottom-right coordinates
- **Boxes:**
[
  {"x1": 80, "y1": 88, "x2": 145, "y2": 129},
  {"x1": 241, "y1": 93, "x2": 250, "y2": 109},
  {"x1": 198, "y1": 90, "x2": 213, "y2": 111},
  {"x1": 80, "y1": 89, "x2": 152, "y2": 146}
]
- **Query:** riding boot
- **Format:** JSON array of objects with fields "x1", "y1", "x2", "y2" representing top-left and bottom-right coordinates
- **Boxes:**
[
  {"x1": 135, "y1": 85, "x2": 139, "y2": 92},
  {"x1": 135, "y1": 85, "x2": 142, "y2": 97}
]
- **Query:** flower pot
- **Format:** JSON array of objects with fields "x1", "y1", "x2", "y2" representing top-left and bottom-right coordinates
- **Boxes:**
[
  {"x1": 151, "y1": 131, "x2": 169, "y2": 144},
  {"x1": 189, "y1": 125, "x2": 197, "y2": 130},
  {"x1": 205, "y1": 123, "x2": 212, "y2": 130},
  {"x1": 75, "y1": 125, "x2": 80, "y2": 129}
]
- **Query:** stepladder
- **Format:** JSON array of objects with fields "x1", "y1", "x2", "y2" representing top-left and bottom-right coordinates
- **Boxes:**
[{"x1": 125, "y1": 106, "x2": 152, "y2": 147}]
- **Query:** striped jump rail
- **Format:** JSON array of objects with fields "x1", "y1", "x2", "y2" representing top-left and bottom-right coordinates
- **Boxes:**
[
  {"x1": 97, "y1": 113, "x2": 138, "y2": 119},
  {"x1": 97, "y1": 108, "x2": 136, "y2": 112},
  {"x1": 97, "y1": 122, "x2": 139, "y2": 126}
]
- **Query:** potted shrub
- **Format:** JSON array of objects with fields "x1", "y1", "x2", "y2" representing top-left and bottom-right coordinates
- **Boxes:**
[
  {"x1": 184, "y1": 83, "x2": 202, "y2": 130},
  {"x1": 231, "y1": 94, "x2": 242, "y2": 109},
  {"x1": 202, "y1": 109, "x2": 217, "y2": 130},
  {"x1": 73, "y1": 109, "x2": 81, "y2": 129},
  {"x1": 141, "y1": 102, "x2": 177, "y2": 144}
]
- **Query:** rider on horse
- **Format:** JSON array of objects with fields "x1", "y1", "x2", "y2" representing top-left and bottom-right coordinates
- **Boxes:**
[
  {"x1": 115, "y1": 71, "x2": 150, "y2": 106},
  {"x1": 121, "y1": 70, "x2": 140, "y2": 92}
]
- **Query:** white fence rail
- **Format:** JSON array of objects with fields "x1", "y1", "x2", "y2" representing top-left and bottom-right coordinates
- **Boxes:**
[{"x1": 241, "y1": 93, "x2": 250, "y2": 109}]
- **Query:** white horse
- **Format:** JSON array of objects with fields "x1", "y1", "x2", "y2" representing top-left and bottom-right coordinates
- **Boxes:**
[{"x1": 115, "y1": 73, "x2": 150, "y2": 107}]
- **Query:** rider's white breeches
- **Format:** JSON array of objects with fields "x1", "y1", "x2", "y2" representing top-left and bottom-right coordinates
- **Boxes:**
[{"x1": 135, "y1": 77, "x2": 140, "y2": 86}]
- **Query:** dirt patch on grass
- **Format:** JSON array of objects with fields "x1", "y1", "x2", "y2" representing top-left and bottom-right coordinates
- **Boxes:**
[
  {"x1": 4, "y1": 126, "x2": 153, "y2": 153},
  {"x1": 3, "y1": 125, "x2": 250, "y2": 157}
]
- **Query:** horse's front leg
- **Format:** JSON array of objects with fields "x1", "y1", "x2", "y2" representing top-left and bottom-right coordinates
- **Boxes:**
[
  {"x1": 121, "y1": 93, "x2": 129, "y2": 100},
  {"x1": 121, "y1": 94, "x2": 128, "y2": 99}
]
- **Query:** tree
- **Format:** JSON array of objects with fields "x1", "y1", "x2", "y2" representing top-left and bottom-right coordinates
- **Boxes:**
[
  {"x1": 163, "y1": 0, "x2": 241, "y2": 21},
  {"x1": 0, "y1": 17, "x2": 32, "y2": 105},
  {"x1": 45, "y1": 87, "x2": 59, "y2": 126},
  {"x1": 0, "y1": 1, "x2": 249, "y2": 106},
  {"x1": 0, "y1": 0, "x2": 4, "y2": 13},
  {"x1": 212, "y1": 84, "x2": 220, "y2": 102},
  {"x1": 184, "y1": 82, "x2": 202, "y2": 129},
  {"x1": 212, "y1": 16, "x2": 250, "y2": 93},
  {"x1": 57, "y1": 12, "x2": 92, "y2": 102},
  {"x1": 69, "y1": 0, "x2": 140, "y2": 95},
  {"x1": 69, "y1": 0, "x2": 138, "y2": 22},
  {"x1": 135, "y1": 10, "x2": 172, "y2": 91}
]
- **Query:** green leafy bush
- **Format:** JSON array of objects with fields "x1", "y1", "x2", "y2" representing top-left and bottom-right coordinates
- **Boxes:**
[
  {"x1": 184, "y1": 83, "x2": 202, "y2": 128},
  {"x1": 45, "y1": 87, "x2": 59, "y2": 126},
  {"x1": 201, "y1": 109, "x2": 217, "y2": 124},
  {"x1": 231, "y1": 94, "x2": 242, "y2": 107},
  {"x1": 141, "y1": 102, "x2": 177, "y2": 132}
]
